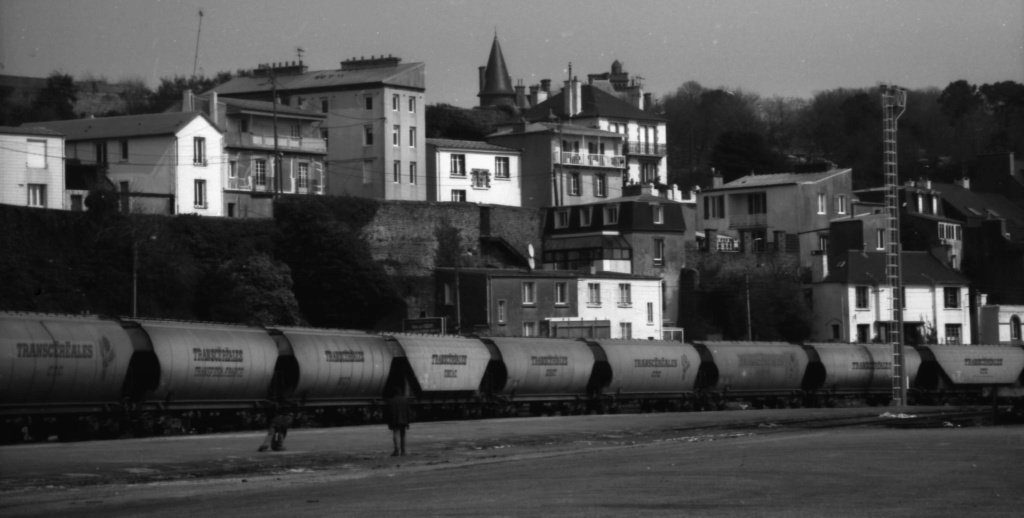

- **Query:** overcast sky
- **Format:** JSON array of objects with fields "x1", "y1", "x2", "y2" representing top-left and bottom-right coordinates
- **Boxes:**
[{"x1": 2, "y1": 0, "x2": 1022, "y2": 106}]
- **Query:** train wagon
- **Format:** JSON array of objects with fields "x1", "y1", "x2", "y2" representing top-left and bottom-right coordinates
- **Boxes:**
[
  {"x1": 121, "y1": 319, "x2": 279, "y2": 409},
  {"x1": 586, "y1": 339, "x2": 705, "y2": 412},
  {"x1": 481, "y1": 337, "x2": 595, "y2": 400},
  {"x1": 268, "y1": 327, "x2": 399, "y2": 406},
  {"x1": 694, "y1": 341, "x2": 809, "y2": 407},
  {"x1": 385, "y1": 334, "x2": 492, "y2": 396},
  {"x1": 0, "y1": 312, "x2": 135, "y2": 414},
  {"x1": 802, "y1": 343, "x2": 923, "y2": 404},
  {"x1": 914, "y1": 344, "x2": 1024, "y2": 402}
]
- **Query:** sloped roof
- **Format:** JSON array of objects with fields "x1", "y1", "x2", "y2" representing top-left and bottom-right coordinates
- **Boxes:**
[
  {"x1": 710, "y1": 169, "x2": 851, "y2": 191},
  {"x1": 932, "y1": 181, "x2": 1024, "y2": 231},
  {"x1": 0, "y1": 125, "x2": 62, "y2": 137},
  {"x1": 822, "y1": 251, "x2": 969, "y2": 285},
  {"x1": 479, "y1": 36, "x2": 514, "y2": 97},
  {"x1": 22, "y1": 112, "x2": 217, "y2": 141},
  {"x1": 487, "y1": 121, "x2": 623, "y2": 139},
  {"x1": 210, "y1": 62, "x2": 425, "y2": 96},
  {"x1": 522, "y1": 84, "x2": 665, "y2": 122},
  {"x1": 426, "y1": 138, "x2": 519, "y2": 153}
]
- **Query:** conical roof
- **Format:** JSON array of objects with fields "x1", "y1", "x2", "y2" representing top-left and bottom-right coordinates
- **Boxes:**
[{"x1": 479, "y1": 35, "x2": 514, "y2": 98}]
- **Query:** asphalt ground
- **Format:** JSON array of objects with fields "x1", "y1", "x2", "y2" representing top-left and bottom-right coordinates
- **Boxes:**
[{"x1": 1, "y1": 406, "x2": 1022, "y2": 517}]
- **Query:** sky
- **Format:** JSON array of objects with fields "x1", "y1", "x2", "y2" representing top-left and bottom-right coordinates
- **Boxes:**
[{"x1": 1, "y1": 0, "x2": 1022, "y2": 106}]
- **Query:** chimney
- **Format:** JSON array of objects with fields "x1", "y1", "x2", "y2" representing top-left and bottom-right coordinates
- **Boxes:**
[
  {"x1": 209, "y1": 91, "x2": 218, "y2": 123},
  {"x1": 540, "y1": 79, "x2": 551, "y2": 93},
  {"x1": 529, "y1": 85, "x2": 539, "y2": 106},
  {"x1": 514, "y1": 82, "x2": 527, "y2": 109},
  {"x1": 711, "y1": 167, "x2": 723, "y2": 188},
  {"x1": 478, "y1": 66, "x2": 486, "y2": 94},
  {"x1": 182, "y1": 89, "x2": 193, "y2": 112},
  {"x1": 564, "y1": 77, "x2": 582, "y2": 117},
  {"x1": 956, "y1": 177, "x2": 971, "y2": 190},
  {"x1": 704, "y1": 229, "x2": 717, "y2": 252},
  {"x1": 643, "y1": 92, "x2": 652, "y2": 110}
]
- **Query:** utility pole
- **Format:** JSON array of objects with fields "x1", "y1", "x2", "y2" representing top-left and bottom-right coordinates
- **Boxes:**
[
  {"x1": 745, "y1": 273, "x2": 752, "y2": 341},
  {"x1": 270, "y1": 66, "x2": 281, "y2": 198},
  {"x1": 882, "y1": 84, "x2": 908, "y2": 406},
  {"x1": 192, "y1": 9, "x2": 203, "y2": 77}
]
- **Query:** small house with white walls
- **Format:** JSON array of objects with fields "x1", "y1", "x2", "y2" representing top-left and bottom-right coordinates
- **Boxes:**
[
  {"x1": 425, "y1": 138, "x2": 521, "y2": 205},
  {"x1": 0, "y1": 126, "x2": 65, "y2": 210},
  {"x1": 25, "y1": 113, "x2": 224, "y2": 216}
]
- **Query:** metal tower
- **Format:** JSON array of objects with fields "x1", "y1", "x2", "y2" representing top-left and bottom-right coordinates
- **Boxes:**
[{"x1": 881, "y1": 85, "x2": 908, "y2": 406}]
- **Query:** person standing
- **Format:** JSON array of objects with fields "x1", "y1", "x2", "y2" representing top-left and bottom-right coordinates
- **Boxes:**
[
  {"x1": 385, "y1": 389, "x2": 412, "y2": 456},
  {"x1": 257, "y1": 408, "x2": 293, "y2": 452}
]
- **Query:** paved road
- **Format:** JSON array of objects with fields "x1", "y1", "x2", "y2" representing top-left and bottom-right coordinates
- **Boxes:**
[{"x1": 2, "y1": 407, "x2": 1022, "y2": 517}]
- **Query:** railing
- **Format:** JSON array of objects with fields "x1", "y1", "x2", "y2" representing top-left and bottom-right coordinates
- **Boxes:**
[
  {"x1": 625, "y1": 142, "x2": 667, "y2": 156},
  {"x1": 729, "y1": 213, "x2": 767, "y2": 228},
  {"x1": 227, "y1": 177, "x2": 252, "y2": 190},
  {"x1": 225, "y1": 133, "x2": 327, "y2": 153},
  {"x1": 552, "y1": 152, "x2": 626, "y2": 168}
]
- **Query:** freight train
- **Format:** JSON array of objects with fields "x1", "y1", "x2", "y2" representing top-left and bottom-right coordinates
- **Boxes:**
[{"x1": 3, "y1": 312, "x2": 1023, "y2": 442}]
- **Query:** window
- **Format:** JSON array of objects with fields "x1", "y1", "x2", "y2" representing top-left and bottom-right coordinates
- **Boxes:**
[
  {"x1": 194, "y1": 179, "x2": 207, "y2": 208},
  {"x1": 703, "y1": 195, "x2": 724, "y2": 219},
  {"x1": 393, "y1": 125, "x2": 400, "y2": 146},
  {"x1": 193, "y1": 137, "x2": 206, "y2": 166},
  {"x1": 297, "y1": 163, "x2": 309, "y2": 190},
  {"x1": 554, "y1": 209, "x2": 570, "y2": 229},
  {"x1": 364, "y1": 125, "x2": 374, "y2": 145},
  {"x1": 939, "y1": 222, "x2": 962, "y2": 241},
  {"x1": 497, "y1": 300, "x2": 507, "y2": 324},
  {"x1": 409, "y1": 162, "x2": 417, "y2": 184},
  {"x1": 451, "y1": 154, "x2": 466, "y2": 176},
  {"x1": 647, "y1": 302, "x2": 654, "y2": 325},
  {"x1": 1011, "y1": 315, "x2": 1021, "y2": 341},
  {"x1": 944, "y1": 287, "x2": 960, "y2": 309},
  {"x1": 229, "y1": 160, "x2": 237, "y2": 179},
  {"x1": 653, "y1": 238, "x2": 665, "y2": 265},
  {"x1": 835, "y1": 194, "x2": 847, "y2": 215},
  {"x1": 640, "y1": 162, "x2": 657, "y2": 183},
  {"x1": 409, "y1": 96, "x2": 416, "y2": 113},
  {"x1": 555, "y1": 282, "x2": 568, "y2": 305},
  {"x1": 523, "y1": 322, "x2": 537, "y2": 337},
  {"x1": 857, "y1": 324, "x2": 870, "y2": 343},
  {"x1": 26, "y1": 139, "x2": 46, "y2": 168},
  {"x1": 817, "y1": 193, "x2": 827, "y2": 214},
  {"x1": 444, "y1": 283, "x2": 454, "y2": 305},
  {"x1": 254, "y1": 159, "x2": 267, "y2": 187},
  {"x1": 855, "y1": 286, "x2": 869, "y2": 309},
  {"x1": 95, "y1": 141, "x2": 108, "y2": 164},
  {"x1": 393, "y1": 161, "x2": 401, "y2": 183},
  {"x1": 392, "y1": 94, "x2": 399, "y2": 111},
  {"x1": 569, "y1": 173, "x2": 580, "y2": 195},
  {"x1": 471, "y1": 169, "x2": 490, "y2": 189},
  {"x1": 495, "y1": 157, "x2": 509, "y2": 178},
  {"x1": 240, "y1": 119, "x2": 249, "y2": 133},
  {"x1": 362, "y1": 160, "x2": 373, "y2": 185},
  {"x1": 365, "y1": 95, "x2": 373, "y2": 110},
  {"x1": 321, "y1": 98, "x2": 329, "y2": 113},
  {"x1": 618, "y1": 283, "x2": 632, "y2": 306},
  {"x1": 580, "y1": 207, "x2": 592, "y2": 227},
  {"x1": 653, "y1": 204, "x2": 664, "y2": 224},
  {"x1": 818, "y1": 235, "x2": 829, "y2": 253},
  {"x1": 747, "y1": 192, "x2": 767, "y2": 214},
  {"x1": 290, "y1": 125, "x2": 301, "y2": 138},
  {"x1": 588, "y1": 283, "x2": 601, "y2": 305},
  {"x1": 604, "y1": 205, "x2": 619, "y2": 225},
  {"x1": 27, "y1": 184, "x2": 46, "y2": 208},
  {"x1": 876, "y1": 229, "x2": 885, "y2": 250},
  {"x1": 595, "y1": 174, "x2": 607, "y2": 197},
  {"x1": 522, "y1": 282, "x2": 536, "y2": 305},
  {"x1": 452, "y1": 190, "x2": 466, "y2": 202},
  {"x1": 70, "y1": 194, "x2": 83, "y2": 211},
  {"x1": 831, "y1": 324, "x2": 841, "y2": 340},
  {"x1": 620, "y1": 322, "x2": 633, "y2": 339},
  {"x1": 945, "y1": 324, "x2": 962, "y2": 345},
  {"x1": 119, "y1": 139, "x2": 129, "y2": 161},
  {"x1": 409, "y1": 127, "x2": 416, "y2": 147}
]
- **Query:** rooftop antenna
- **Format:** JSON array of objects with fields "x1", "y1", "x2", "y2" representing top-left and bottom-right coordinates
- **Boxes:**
[
  {"x1": 192, "y1": 9, "x2": 204, "y2": 77},
  {"x1": 296, "y1": 47, "x2": 305, "y2": 61}
]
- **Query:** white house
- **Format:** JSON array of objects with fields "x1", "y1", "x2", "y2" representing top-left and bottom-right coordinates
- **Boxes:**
[
  {"x1": 549, "y1": 272, "x2": 663, "y2": 340},
  {"x1": 425, "y1": 138, "x2": 521, "y2": 205},
  {"x1": 26, "y1": 113, "x2": 224, "y2": 216},
  {"x1": 978, "y1": 304, "x2": 1024, "y2": 345},
  {"x1": 809, "y1": 251, "x2": 972, "y2": 344},
  {"x1": 0, "y1": 126, "x2": 65, "y2": 210}
]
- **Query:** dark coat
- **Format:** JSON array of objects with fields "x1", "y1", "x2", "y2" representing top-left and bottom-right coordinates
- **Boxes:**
[{"x1": 385, "y1": 394, "x2": 411, "y2": 430}]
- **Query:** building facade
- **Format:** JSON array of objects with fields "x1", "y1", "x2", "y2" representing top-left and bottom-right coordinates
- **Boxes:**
[
  {"x1": 26, "y1": 113, "x2": 224, "y2": 216},
  {"x1": 0, "y1": 126, "x2": 65, "y2": 210},
  {"x1": 697, "y1": 169, "x2": 854, "y2": 267},
  {"x1": 211, "y1": 57, "x2": 426, "y2": 201},
  {"x1": 978, "y1": 304, "x2": 1024, "y2": 345},
  {"x1": 425, "y1": 139, "x2": 521, "y2": 205}
]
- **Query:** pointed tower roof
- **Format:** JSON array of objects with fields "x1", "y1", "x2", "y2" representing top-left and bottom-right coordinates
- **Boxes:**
[{"x1": 479, "y1": 34, "x2": 515, "y2": 103}]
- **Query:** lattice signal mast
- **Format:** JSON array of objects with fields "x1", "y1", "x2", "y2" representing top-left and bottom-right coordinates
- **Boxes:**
[{"x1": 881, "y1": 84, "x2": 908, "y2": 406}]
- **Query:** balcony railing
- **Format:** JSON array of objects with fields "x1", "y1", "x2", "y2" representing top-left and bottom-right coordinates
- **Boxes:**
[
  {"x1": 729, "y1": 213, "x2": 767, "y2": 228},
  {"x1": 226, "y1": 176, "x2": 252, "y2": 190},
  {"x1": 225, "y1": 133, "x2": 327, "y2": 154},
  {"x1": 625, "y1": 142, "x2": 667, "y2": 156},
  {"x1": 552, "y1": 152, "x2": 626, "y2": 168}
]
